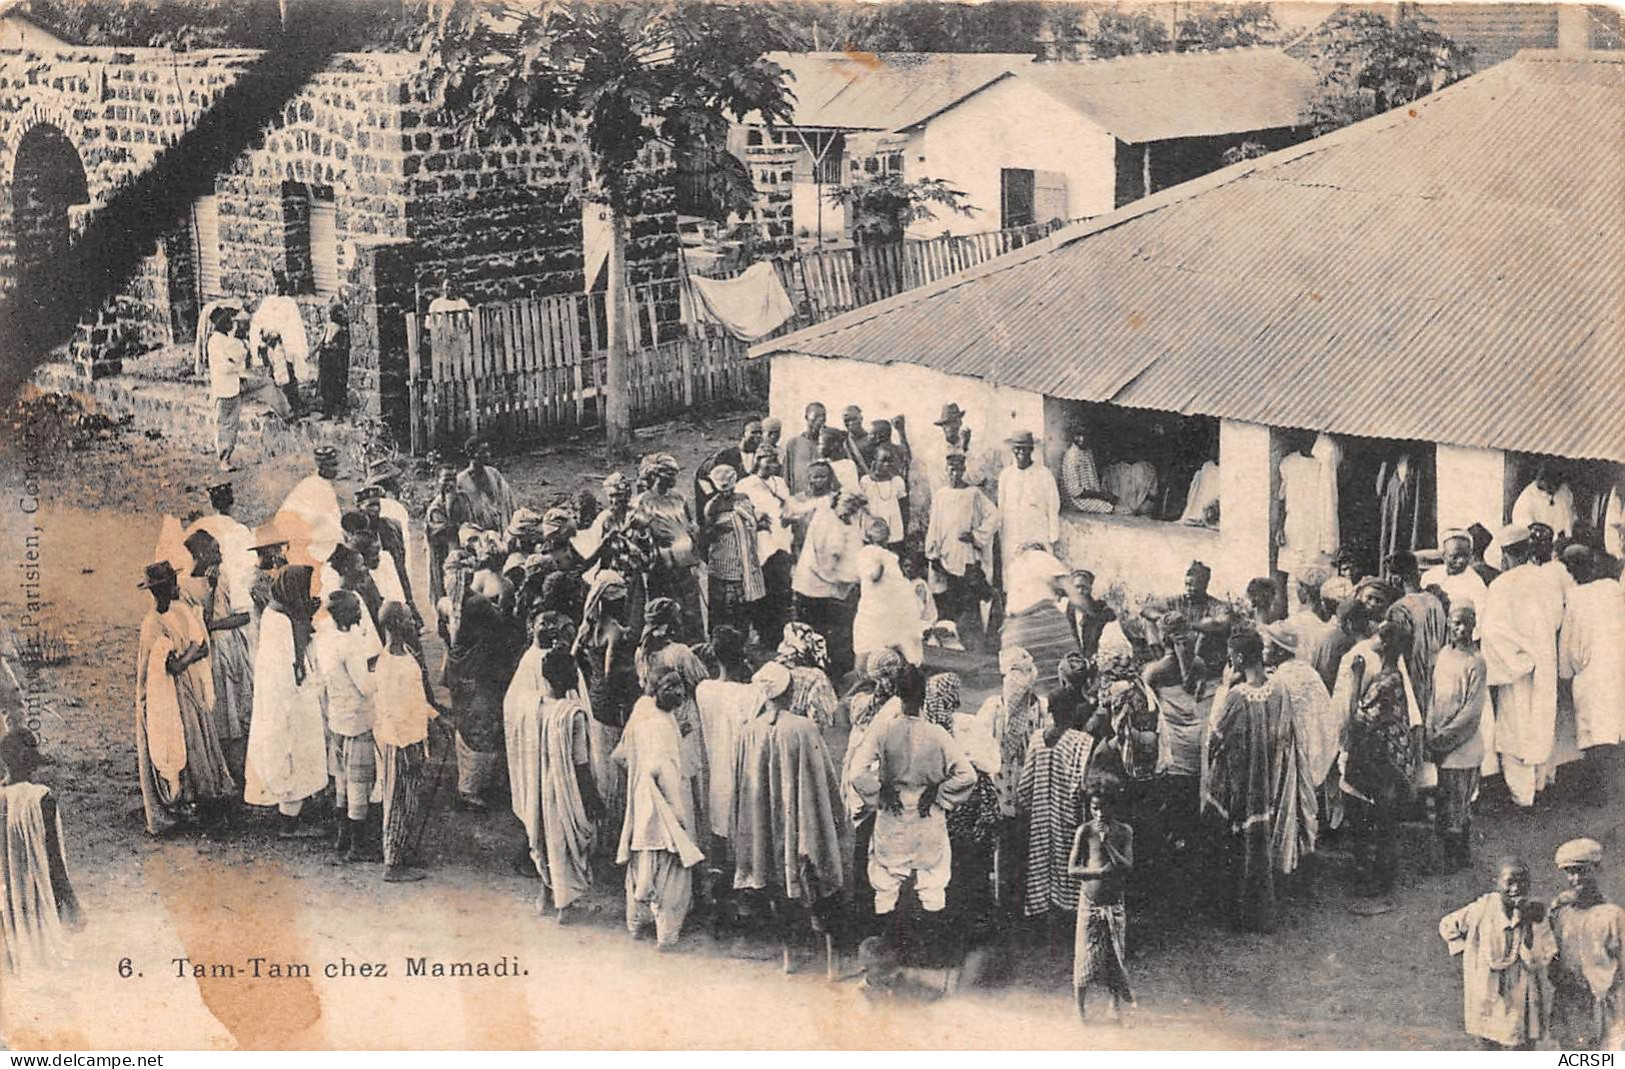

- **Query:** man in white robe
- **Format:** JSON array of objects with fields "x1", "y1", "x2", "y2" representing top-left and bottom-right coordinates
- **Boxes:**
[
  {"x1": 281, "y1": 445, "x2": 345, "y2": 566},
  {"x1": 925, "y1": 452, "x2": 1000, "y2": 650},
  {"x1": 1511, "y1": 468, "x2": 1575, "y2": 540},
  {"x1": 996, "y1": 429, "x2": 1060, "y2": 579},
  {"x1": 1481, "y1": 526, "x2": 1564, "y2": 807},
  {"x1": 1422, "y1": 529, "x2": 1487, "y2": 639},
  {"x1": 1558, "y1": 546, "x2": 1625, "y2": 752}
]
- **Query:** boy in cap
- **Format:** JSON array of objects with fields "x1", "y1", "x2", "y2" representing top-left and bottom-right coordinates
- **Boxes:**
[
  {"x1": 1550, "y1": 838, "x2": 1625, "y2": 1048},
  {"x1": 1440, "y1": 857, "x2": 1555, "y2": 1049}
]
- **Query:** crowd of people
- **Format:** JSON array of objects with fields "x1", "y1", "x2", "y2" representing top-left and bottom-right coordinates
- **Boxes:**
[{"x1": 94, "y1": 397, "x2": 1625, "y2": 1036}]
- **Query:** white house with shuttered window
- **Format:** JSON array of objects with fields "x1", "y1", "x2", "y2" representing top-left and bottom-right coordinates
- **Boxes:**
[{"x1": 896, "y1": 48, "x2": 1318, "y2": 237}]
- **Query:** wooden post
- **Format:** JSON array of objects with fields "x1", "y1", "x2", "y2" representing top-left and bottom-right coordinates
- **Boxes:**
[{"x1": 405, "y1": 311, "x2": 424, "y2": 456}]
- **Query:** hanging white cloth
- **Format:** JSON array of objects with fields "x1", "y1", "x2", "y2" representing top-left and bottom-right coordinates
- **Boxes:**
[
  {"x1": 1278, "y1": 451, "x2": 1324, "y2": 574},
  {"x1": 687, "y1": 262, "x2": 795, "y2": 342},
  {"x1": 1179, "y1": 461, "x2": 1221, "y2": 525},
  {"x1": 1311, "y1": 433, "x2": 1341, "y2": 556}
]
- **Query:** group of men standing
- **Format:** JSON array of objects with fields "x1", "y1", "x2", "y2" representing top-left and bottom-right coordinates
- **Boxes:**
[{"x1": 201, "y1": 272, "x2": 351, "y2": 474}]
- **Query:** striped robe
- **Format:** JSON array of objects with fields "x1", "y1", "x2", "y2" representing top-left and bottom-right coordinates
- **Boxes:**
[{"x1": 1018, "y1": 727, "x2": 1095, "y2": 917}]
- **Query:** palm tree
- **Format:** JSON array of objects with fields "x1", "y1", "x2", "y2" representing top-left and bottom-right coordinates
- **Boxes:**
[{"x1": 418, "y1": 0, "x2": 795, "y2": 449}]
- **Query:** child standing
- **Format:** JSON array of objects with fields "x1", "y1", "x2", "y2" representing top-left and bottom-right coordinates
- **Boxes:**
[
  {"x1": 1549, "y1": 838, "x2": 1625, "y2": 1049},
  {"x1": 1068, "y1": 787, "x2": 1135, "y2": 1024},
  {"x1": 373, "y1": 602, "x2": 448, "y2": 883},
  {"x1": 1440, "y1": 857, "x2": 1555, "y2": 1049},
  {"x1": 1427, "y1": 604, "x2": 1486, "y2": 870}
]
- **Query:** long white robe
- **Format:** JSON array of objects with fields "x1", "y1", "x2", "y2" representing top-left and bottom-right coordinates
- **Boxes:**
[
  {"x1": 997, "y1": 462, "x2": 1060, "y2": 575},
  {"x1": 244, "y1": 611, "x2": 329, "y2": 807},
  {"x1": 280, "y1": 475, "x2": 344, "y2": 565},
  {"x1": 1560, "y1": 578, "x2": 1625, "y2": 750},
  {"x1": 694, "y1": 679, "x2": 764, "y2": 840},
  {"x1": 1481, "y1": 563, "x2": 1563, "y2": 806},
  {"x1": 250, "y1": 294, "x2": 311, "y2": 381},
  {"x1": 0, "y1": 783, "x2": 74, "y2": 973}
]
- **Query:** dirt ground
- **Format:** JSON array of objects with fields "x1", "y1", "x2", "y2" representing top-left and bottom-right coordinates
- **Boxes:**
[{"x1": 1, "y1": 396, "x2": 1622, "y2": 1051}]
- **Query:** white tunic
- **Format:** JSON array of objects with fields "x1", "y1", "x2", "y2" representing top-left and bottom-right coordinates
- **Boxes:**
[
  {"x1": 1560, "y1": 579, "x2": 1625, "y2": 750},
  {"x1": 997, "y1": 462, "x2": 1060, "y2": 572},
  {"x1": 244, "y1": 611, "x2": 330, "y2": 807}
]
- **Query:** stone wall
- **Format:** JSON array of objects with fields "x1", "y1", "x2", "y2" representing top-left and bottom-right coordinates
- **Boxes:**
[{"x1": 0, "y1": 44, "x2": 681, "y2": 356}]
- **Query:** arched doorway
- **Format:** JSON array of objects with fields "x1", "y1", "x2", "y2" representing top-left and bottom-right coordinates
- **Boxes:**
[{"x1": 11, "y1": 123, "x2": 90, "y2": 293}]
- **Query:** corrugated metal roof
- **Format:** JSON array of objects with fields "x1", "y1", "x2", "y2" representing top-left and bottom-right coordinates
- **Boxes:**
[
  {"x1": 1011, "y1": 48, "x2": 1317, "y2": 142},
  {"x1": 756, "y1": 51, "x2": 1625, "y2": 462},
  {"x1": 766, "y1": 51, "x2": 1032, "y2": 130}
]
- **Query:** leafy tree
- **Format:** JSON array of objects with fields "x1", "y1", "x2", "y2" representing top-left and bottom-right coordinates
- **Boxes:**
[
  {"x1": 1299, "y1": 3, "x2": 1474, "y2": 134},
  {"x1": 1173, "y1": 3, "x2": 1277, "y2": 51},
  {"x1": 26, "y1": 0, "x2": 419, "y2": 49},
  {"x1": 417, "y1": 0, "x2": 795, "y2": 449},
  {"x1": 1040, "y1": 3, "x2": 1277, "y2": 61},
  {"x1": 824, "y1": 173, "x2": 975, "y2": 245}
]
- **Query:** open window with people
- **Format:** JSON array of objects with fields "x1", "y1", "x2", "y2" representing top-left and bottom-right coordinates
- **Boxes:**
[{"x1": 1043, "y1": 398, "x2": 1220, "y2": 527}]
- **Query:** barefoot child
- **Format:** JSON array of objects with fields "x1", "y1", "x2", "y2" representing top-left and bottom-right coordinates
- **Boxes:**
[
  {"x1": 373, "y1": 602, "x2": 449, "y2": 883},
  {"x1": 1068, "y1": 787, "x2": 1134, "y2": 1023},
  {"x1": 1440, "y1": 857, "x2": 1555, "y2": 1049}
]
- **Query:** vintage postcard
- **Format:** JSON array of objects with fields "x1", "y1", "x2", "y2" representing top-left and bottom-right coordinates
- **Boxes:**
[{"x1": 0, "y1": 0, "x2": 1620, "y2": 1052}]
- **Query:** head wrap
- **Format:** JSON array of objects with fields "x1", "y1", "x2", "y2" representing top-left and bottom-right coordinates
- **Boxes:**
[
  {"x1": 923, "y1": 673, "x2": 961, "y2": 730},
  {"x1": 1260, "y1": 621, "x2": 1298, "y2": 656},
  {"x1": 865, "y1": 646, "x2": 905, "y2": 686},
  {"x1": 753, "y1": 661, "x2": 792, "y2": 702},
  {"x1": 1355, "y1": 575, "x2": 1396, "y2": 607},
  {"x1": 1096, "y1": 628, "x2": 1136, "y2": 678},
  {"x1": 709, "y1": 464, "x2": 739, "y2": 493},
  {"x1": 642, "y1": 597, "x2": 683, "y2": 643},
  {"x1": 603, "y1": 471, "x2": 630, "y2": 494},
  {"x1": 638, "y1": 453, "x2": 680, "y2": 484},
  {"x1": 502, "y1": 551, "x2": 527, "y2": 576},
  {"x1": 541, "y1": 507, "x2": 577, "y2": 541},
  {"x1": 506, "y1": 507, "x2": 545, "y2": 543},
  {"x1": 1321, "y1": 575, "x2": 1354, "y2": 604},
  {"x1": 761, "y1": 416, "x2": 782, "y2": 438},
  {"x1": 582, "y1": 569, "x2": 628, "y2": 629},
  {"x1": 1186, "y1": 560, "x2": 1212, "y2": 582},
  {"x1": 1295, "y1": 562, "x2": 1332, "y2": 591},
  {"x1": 776, "y1": 622, "x2": 829, "y2": 672},
  {"x1": 1556, "y1": 838, "x2": 1604, "y2": 869},
  {"x1": 1498, "y1": 522, "x2": 1531, "y2": 548},
  {"x1": 997, "y1": 646, "x2": 1040, "y2": 771},
  {"x1": 1057, "y1": 651, "x2": 1096, "y2": 693}
]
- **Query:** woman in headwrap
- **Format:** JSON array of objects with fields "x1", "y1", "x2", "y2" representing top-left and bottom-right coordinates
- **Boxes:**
[
  {"x1": 1019, "y1": 652, "x2": 1099, "y2": 929},
  {"x1": 636, "y1": 597, "x2": 712, "y2": 837},
  {"x1": 775, "y1": 622, "x2": 841, "y2": 732},
  {"x1": 976, "y1": 646, "x2": 1046, "y2": 821},
  {"x1": 926, "y1": 672, "x2": 1002, "y2": 950},
  {"x1": 701, "y1": 463, "x2": 765, "y2": 640},
  {"x1": 578, "y1": 470, "x2": 635, "y2": 567},
  {"x1": 445, "y1": 569, "x2": 524, "y2": 810},
  {"x1": 245, "y1": 565, "x2": 330, "y2": 838},
  {"x1": 633, "y1": 452, "x2": 705, "y2": 643},
  {"x1": 1339, "y1": 619, "x2": 1419, "y2": 897},
  {"x1": 841, "y1": 646, "x2": 906, "y2": 909},
  {"x1": 576, "y1": 570, "x2": 639, "y2": 735},
  {"x1": 1095, "y1": 631, "x2": 1166, "y2": 791}
]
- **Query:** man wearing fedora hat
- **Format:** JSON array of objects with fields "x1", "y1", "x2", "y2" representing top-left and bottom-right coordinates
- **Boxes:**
[
  {"x1": 996, "y1": 429, "x2": 1060, "y2": 581},
  {"x1": 135, "y1": 561, "x2": 235, "y2": 835}
]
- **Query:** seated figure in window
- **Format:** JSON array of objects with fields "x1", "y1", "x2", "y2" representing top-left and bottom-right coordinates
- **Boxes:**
[{"x1": 1060, "y1": 424, "x2": 1115, "y2": 515}]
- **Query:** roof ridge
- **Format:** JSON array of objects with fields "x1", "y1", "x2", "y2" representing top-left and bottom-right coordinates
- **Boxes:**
[{"x1": 754, "y1": 62, "x2": 1495, "y2": 360}]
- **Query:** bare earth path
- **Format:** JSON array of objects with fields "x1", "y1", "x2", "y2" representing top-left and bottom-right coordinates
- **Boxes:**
[{"x1": 1, "y1": 403, "x2": 1620, "y2": 1050}]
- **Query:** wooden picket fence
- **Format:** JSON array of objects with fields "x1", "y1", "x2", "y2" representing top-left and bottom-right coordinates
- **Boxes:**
[
  {"x1": 402, "y1": 219, "x2": 1079, "y2": 455},
  {"x1": 404, "y1": 284, "x2": 760, "y2": 455}
]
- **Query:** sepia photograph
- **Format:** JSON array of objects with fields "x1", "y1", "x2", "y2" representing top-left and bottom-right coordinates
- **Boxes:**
[{"x1": 0, "y1": 0, "x2": 1620, "y2": 1052}]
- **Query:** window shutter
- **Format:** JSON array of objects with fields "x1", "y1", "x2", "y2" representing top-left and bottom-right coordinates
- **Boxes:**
[
  {"x1": 192, "y1": 195, "x2": 221, "y2": 298},
  {"x1": 1034, "y1": 170, "x2": 1069, "y2": 226},
  {"x1": 309, "y1": 191, "x2": 339, "y2": 296}
]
